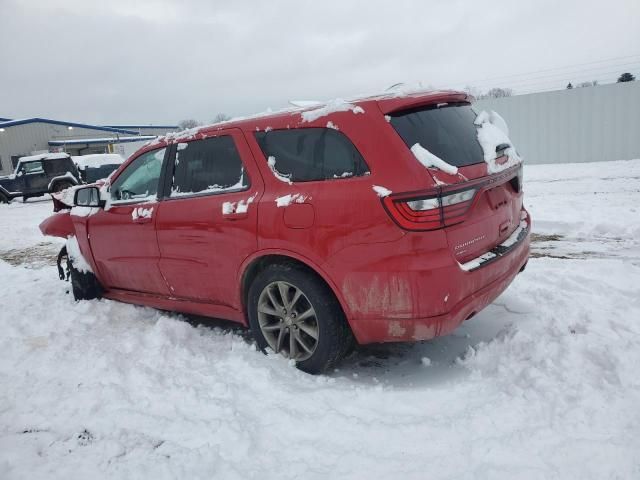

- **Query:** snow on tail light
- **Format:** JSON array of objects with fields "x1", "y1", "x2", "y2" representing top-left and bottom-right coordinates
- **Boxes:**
[{"x1": 382, "y1": 187, "x2": 477, "y2": 231}]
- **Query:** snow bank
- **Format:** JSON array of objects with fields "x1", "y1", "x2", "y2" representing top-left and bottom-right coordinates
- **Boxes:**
[
  {"x1": 65, "y1": 236, "x2": 92, "y2": 273},
  {"x1": 372, "y1": 185, "x2": 392, "y2": 197},
  {"x1": 2, "y1": 159, "x2": 640, "y2": 479},
  {"x1": 410, "y1": 143, "x2": 458, "y2": 175},
  {"x1": 301, "y1": 99, "x2": 364, "y2": 123},
  {"x1": 474, "y1": 110, "x2": 522, "y2": 174}
]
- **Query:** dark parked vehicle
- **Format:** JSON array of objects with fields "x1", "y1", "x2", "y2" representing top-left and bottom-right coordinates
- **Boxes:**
[
  {"x1": 73, "y1": 154, "x2": 125, "y2": 184},
  {"x1": 0, "y1": 153, "x2": 80, "y2": 203}
]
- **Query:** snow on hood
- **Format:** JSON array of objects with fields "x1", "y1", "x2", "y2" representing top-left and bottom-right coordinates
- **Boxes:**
[
  {"x1": 474, "y1": 110, "x2": 522, "y2": 174},
  {"x1": 73, "y1": 154, "x2": 124, "y2": 170}
]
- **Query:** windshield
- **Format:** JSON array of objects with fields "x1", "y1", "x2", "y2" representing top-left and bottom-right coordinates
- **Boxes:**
[{"x1": 389, "y1": 103, "x2": 484, "y2": 168}]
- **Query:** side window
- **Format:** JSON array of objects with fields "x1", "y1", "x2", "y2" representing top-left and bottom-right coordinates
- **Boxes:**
[
  {"x1": 255, "y1": 128, "x2": 369, "y2": 182},
  {"x1": 44, "y1": 159, "x2": 69, "y2": 174},
  {"x1": 19, "y1": 161, "x2": 44, "y2": 175},
  {"x1": 110, "y1": 148, "x2": 166, "y2": 202},
  {"x1": 170, "y1": 136, "x2": 248, "y2": 197}
]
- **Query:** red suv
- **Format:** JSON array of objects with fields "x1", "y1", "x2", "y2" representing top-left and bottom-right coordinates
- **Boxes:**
[{"x1": 40, "y1": 90, "x2": 530, "y2": 374}]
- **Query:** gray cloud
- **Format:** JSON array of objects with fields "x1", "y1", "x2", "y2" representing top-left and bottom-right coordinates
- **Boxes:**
[{"x1": 1, "y1": 0, "x2": 638, "y2": 124}]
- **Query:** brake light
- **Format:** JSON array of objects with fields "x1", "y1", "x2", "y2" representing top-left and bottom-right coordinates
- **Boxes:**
[{"x1": 383, "y1": 187, "x2": 477, "y2": 231}]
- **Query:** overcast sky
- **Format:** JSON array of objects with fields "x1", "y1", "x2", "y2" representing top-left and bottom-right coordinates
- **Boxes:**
[{"x1": 1, "y1": 0, "x2": 638, "y2": 125}]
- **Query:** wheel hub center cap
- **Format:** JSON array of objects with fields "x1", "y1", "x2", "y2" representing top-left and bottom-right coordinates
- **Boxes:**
[{"x1": 284, "y1": 316, "x2": 293, "y2": 326}]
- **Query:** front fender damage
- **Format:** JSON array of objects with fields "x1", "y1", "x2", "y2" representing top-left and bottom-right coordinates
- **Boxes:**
[{"x1": 39, "y1": 212, "x2": 74, "y2": 239}]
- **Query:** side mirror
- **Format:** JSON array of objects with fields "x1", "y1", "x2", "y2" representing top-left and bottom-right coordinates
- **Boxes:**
[
  {"x1": 74, "y1": 186, "x2": 104, "y2": 208},
  {"x1": 16, "y1": 170, "x2": 24, "y2": 177}
]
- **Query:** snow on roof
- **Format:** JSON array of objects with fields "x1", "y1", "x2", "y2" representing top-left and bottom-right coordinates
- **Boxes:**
[
  {"x1": 147, "y1": 87, "x2": 467, "y2": 146},
  {"x1": 18, "y1": 152, "x2": 70, "y2": 162},
  {"x1": 301, "y1": 99, "x2": 365, "y2": 123},
  {"x1": 72, "y1": 154, "x2": 125, "y2": 169}
]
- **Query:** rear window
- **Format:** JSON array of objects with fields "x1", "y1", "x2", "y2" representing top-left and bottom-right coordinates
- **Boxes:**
[
  {"x1": 389, "y1": 103, "x2": 484, "y2": 168},
  {"x1": 255, "y1": 128, "x2": 369, "y2": 182}
]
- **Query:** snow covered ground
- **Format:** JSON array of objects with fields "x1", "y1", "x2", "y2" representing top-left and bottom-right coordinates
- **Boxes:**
[{"x1": 1, "y1": 160, "x2": 639, "y2": 479}]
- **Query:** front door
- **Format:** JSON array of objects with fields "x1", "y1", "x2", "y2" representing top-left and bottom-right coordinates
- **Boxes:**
[
  {"x1": 88, "y1": 147, "x2": 170, "y2": 295},
  {"x1": 155, "y1": 130, "x2": 263, "y2": 309}
]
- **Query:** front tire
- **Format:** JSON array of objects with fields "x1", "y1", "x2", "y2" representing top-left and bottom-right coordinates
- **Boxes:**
[
  {"x1": 69, "y1": 261, "x2": 103, "y2": 301},
  {"x1": 248, "y1": 263, "x2": 353, "y2": 374}
]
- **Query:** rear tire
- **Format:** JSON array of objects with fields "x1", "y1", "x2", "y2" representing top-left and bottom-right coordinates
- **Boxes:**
[
  {"x1": 247, "y1": 263, "x2": 353, "y2": 374},
  {"x1": 69, "y1": 261, "x2": 103, "y2": 301},
  {"x1": 0, "y1": 192, "x2": 8, "y2": 204}
]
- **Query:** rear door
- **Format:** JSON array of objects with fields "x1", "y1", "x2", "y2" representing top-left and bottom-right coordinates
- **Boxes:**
[
  {"x1": 87, "y1": 147, "x2": 170, "y2": 295},
  {"x1": 389, "y1": 103, "x2": 523, "y2": 263},
  {"x1": 155, "y1": 129, "x2": 263, "y2": 308}
]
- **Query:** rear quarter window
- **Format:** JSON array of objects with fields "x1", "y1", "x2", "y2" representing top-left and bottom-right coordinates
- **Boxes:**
[
  {"x1": 389, "y1": 103, "x2": 484, "y2": 168},
  {"x1": 255, "y1": 128, "x2": 369, "y2": 182}
]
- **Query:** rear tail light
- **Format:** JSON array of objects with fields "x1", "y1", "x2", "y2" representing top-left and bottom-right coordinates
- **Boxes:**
[{"x1": 383, "y1": 187, "x2": 477, "y2": 231}]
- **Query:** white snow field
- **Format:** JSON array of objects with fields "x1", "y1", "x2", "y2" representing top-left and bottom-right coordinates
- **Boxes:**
[{"x1": 1, "y1": 160, "x2": 639, "y2": 479}]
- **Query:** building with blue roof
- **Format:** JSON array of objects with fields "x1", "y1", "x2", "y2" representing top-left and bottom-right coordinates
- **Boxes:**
[{"x1": 0, "y1": 117, "x2": 177, "y2": 175}]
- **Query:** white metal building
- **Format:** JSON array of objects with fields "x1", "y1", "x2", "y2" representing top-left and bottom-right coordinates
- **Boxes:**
[
  {"x1": 475, "y1": 80, "x2": 640, "y2": 165},
  {"x1": 0, "y1": 118, "x2": 177, "y2": 175}
]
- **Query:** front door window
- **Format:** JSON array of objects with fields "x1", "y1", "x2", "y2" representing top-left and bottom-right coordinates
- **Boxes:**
[{"x1": 110, "y1": 148, "x2": 166, "y2": 203}]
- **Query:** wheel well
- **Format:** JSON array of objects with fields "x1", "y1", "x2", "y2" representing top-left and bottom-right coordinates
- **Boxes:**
[{"x1": 241, "y1": 254, "x2": 344, "y2": 315}]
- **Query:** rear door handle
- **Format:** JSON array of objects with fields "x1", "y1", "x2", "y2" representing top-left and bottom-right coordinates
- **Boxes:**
[
  {"x1": 499, "y1": 221, "x2": 510, "y2": 235},
  {"x1": 223, "y1": 212, "x2": 248, "y2": 221}
]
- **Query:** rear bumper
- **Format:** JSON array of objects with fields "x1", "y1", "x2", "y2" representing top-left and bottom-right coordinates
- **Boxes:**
[{"x1": 348, "y1": 222, "x2": 530, "y2": 344}]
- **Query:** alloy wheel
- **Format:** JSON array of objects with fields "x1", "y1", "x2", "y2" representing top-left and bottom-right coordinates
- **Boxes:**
[{"x1": 257, "y1": 281, "x2": 319, "y2": 361}]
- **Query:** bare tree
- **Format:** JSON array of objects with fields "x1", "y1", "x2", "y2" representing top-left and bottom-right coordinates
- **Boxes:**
[
  {"x1": 178, "y1": 119, "x2": 201, "y2": 130},
  {"x1": 484, "y1": 87, "x2": 513, "y2": 98},
  {"x1": 617, "y1": 72, "x2": 636, "y2": 82},
  {"x1": 212, "y1": 113, "x2": 231, "y2": 123},
  {"x1": 463, "y1": 85, "x2": 482, "y2": 98},
  {"x1": 577, "y1": 80, "x2": 598, "y2": 88}
]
